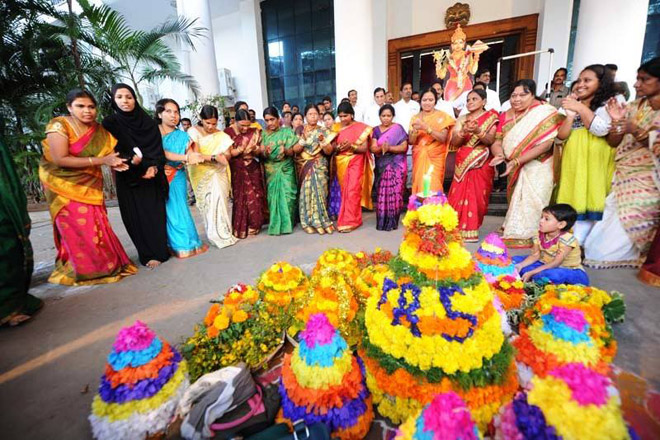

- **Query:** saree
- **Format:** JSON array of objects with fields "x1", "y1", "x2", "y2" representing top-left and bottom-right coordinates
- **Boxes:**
[
  {"x1": 448, "y1": 110, "x2": 499, "y2": 241},
  {"x1": 224, "y1": 126, "x2": 267, "y2": 238},
  {"x1": 372, "y1": 123, "x2": 408, "y2": 231},
  {"x1": 188, "y1": 128, "x2": 237, "y2": 249},
  {"x1": 498, "y1": 103, "x2": 563, "y2": 247},
  {"x1": 262, "y1": 127, "x2": 299, "y2": 235},
  {"x1": 162, "y1": 129, "x2": 207, "y2": 258},
  {"x1": 38, "y1": 117, "x2": 136, "y2": 285},
  {"x1": 295, "y1": 126, "x2": 337, "y2": 233},
  {"x1": 584, "y1": 103, "x2": 660, "y2": 269},
  {"x1": 410, "y1": 109, "x2": 455, "y2": 195},
  {"x1": 334, "y1": 122, "x2": 374, "y2": 232},
  {"x1": 1, "y1": 138, "x2": 42, "y2": 324}
]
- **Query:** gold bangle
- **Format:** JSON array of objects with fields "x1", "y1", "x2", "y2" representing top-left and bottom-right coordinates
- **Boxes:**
[
  {"x1": 426, "y1": 126, "x2": 433, "y2": 135},
  {"x1": 88, "y1": 157, "x2": 93, "y2": 166}
]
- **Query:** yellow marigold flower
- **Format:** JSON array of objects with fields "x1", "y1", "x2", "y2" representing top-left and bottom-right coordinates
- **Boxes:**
[
  {"x1": 213, "y1": 314, "x2": 230, "y2": 330},
  {"x1": 232, "y1": 309, "x2": 249, "y2": 323}
]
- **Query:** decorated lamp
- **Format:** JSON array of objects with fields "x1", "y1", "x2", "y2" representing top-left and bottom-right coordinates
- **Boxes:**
[
  {"x1": 279, "y1": 313, "x2": 373, "y2": 440},
  {"x1": 89, "y1": 321, "x2": 189, "y2": 440}
]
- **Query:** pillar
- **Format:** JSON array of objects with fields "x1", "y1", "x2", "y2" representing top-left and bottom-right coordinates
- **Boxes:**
[
  {"x1": 236, "y1": 0, "x2": 268, "y2": 112},
  {"x1": 571, "y1": 0, "x2": 649, "y2": 94},
  {"x1": 176, "y1": 0, "x2": 220, "y2": 97}
]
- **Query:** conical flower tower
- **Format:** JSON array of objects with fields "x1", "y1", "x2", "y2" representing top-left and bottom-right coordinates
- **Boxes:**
[
  {"x1": 279, "y1": 313, "x2": 373, "y2": 440},
  {"x1": 360, "y1": 192, "x2": 518, "y2": 431},
  {"x1": 89, "y1": 321, "x2": 189, "y2": 440}
]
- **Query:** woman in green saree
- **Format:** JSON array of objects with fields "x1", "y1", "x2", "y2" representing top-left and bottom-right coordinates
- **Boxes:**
[
  {"x1": 261, "y1": 106, "x2": 299, "y2": 235},
  {"x1": 1, "y1": 138, "x2": 43, "y2": 326}
]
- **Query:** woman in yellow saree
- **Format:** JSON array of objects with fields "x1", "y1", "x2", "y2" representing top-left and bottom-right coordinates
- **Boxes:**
[
  {"x1": 409, "y1": 88, "x2": 455, "y2": 194},
  {"x1": 490, "y1": 80, "x2": 564, "y2": 248},
  {"x1": 187, "y1": 105, "x2": 238, "y2": 249},
  {"x1": 39, "y1": 89, "x2": 137, "y2": 285}
]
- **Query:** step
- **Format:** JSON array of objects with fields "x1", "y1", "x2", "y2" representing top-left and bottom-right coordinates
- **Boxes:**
[{"x1": 487, "y1": 203, "x2": 508, "y2": 217}]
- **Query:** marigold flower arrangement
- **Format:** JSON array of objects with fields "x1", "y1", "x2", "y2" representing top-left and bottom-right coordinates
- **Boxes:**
[
  {"x1": 313, "y1": 248, "x2": 360, "y2": 281},
  {"x1": 514, "y1": 292, "x2": 617, "y2": 382},
  {"x1": 361, "y1": 192, "x2": 517, "y2": 430},
  {"x1": 183, "y1": 283, "x2": 285, "y2": 381},
  {"x1": 89, "y1": 321, "x2": 189, "y2": 440},
  {"x1": 493, "y1": 363, "x2": 637, "y2": 440},
  {"x1": 295, "y1": 266, "x2": 360, "y2": 342},
  {"x1": 278, "y1": 313, "x2": 373, "y2": 440},
  {"x1": 540, "y1": 284, "x2": 626, "y2": 324},
  {"x1": 491, "y1": 276, "x2": 526, "y2": 311},
  {"x1": 354, "y1": 247, "x2": 394, "y2": 269},
  {"x1": 474, "y1": 233, "x2": 518, "y2": 282},
  {"x1": 355, "y1": 264, "x2": 392, "y2": 304},
  {"x1": 395, "y1": 392, "x2": 482, "y2": 440},
  {"x1": 257, "y1": 261, "x2": 308, "y2": 309}
]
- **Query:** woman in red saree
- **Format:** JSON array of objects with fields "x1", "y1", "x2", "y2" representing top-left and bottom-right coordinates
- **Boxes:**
[
  {"x1": 334, "y1": 102, "x2": 374, "y2": 232},
  {"x1": 39, "y1": 89, "x2": 137, "y2": 285},
  {"x1": 409, "y1": 88, "x2": 455, "y2": 195},
  {"x1": 224, "y1": 109, "x2": 267, "y2": 238},
  {"x1": 448, "y1": 89, "x2": 499, "y2": 242}
]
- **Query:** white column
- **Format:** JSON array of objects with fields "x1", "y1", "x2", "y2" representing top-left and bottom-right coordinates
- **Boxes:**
[
  {"x1": 237, "y1": 0, "x2": 268, "y2": 112},
  {"x1": 177, "y1": 0, "x2": 220, "y2": 97},
  {"x1": 334, "y1": 0, "x2": 375, "y2": 103},
  {"x1": 534, "y1": 0, "x2": 574, "y2": 89},
  {"x1": 571, "y1": 0, "x2": 649, "y2": 95}
]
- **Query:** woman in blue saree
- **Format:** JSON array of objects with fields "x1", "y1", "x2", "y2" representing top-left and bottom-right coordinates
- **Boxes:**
[{"x1": 156, "y1": 99, "x2": 208, "y2": 258}]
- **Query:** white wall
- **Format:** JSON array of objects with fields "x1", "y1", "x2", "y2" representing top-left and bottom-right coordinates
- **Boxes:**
[
  {"x1": 535, "y1": 0, "x2": 573, "y2": 89},
  {"x1": 386, "y1": 0, "x2": 542, "y2": 40},
  {"x1": 572, "y1": 0, "x2": 649, "y2": 96}
]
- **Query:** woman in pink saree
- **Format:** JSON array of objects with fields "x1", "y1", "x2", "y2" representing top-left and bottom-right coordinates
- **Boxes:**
[{"x1": 39, "y1": 89, "x2": 136, "y2": 285}]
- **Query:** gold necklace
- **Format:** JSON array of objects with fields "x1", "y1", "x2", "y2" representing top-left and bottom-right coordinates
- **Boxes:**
[{"x1": 512, "y1": 106, "x2": 532, "y2": 125}]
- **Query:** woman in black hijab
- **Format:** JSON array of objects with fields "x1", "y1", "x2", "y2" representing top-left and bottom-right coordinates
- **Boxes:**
[{"x1": 102, "y1": 83, "x2": 169, "y2": 268}]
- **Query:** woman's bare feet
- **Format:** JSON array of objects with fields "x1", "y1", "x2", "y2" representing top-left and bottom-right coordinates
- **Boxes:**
[{"x1": 146, "y1": 260, "x2": 161, "y2": 269}]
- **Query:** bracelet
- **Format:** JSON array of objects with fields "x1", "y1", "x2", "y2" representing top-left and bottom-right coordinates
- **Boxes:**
[
  {"x1": 88, "y1": 157, "x2": 93, "y2": 166},
  {"x1": 426, "y1": 126, "x2": 433, "y2": 135},
  {"x1": 185, "y1": 153, "x2": 189, "y2": 163}
]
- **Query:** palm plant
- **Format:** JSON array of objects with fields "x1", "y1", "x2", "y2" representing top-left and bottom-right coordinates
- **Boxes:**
[{"x1": 68, "y1": 0, "x2": 205, "y2": 102}]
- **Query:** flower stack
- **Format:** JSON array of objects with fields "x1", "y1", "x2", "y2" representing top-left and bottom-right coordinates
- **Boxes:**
[
  {"x1": 361, "y1": 192, "x2": 518, "y2": 431},
  {"x1": 257, "y1": 261, "x2": 308, "y2": 310},
  {"x1": 513, "y1": 285, "x2": 617, "y2": 383},
  {"x1": 474, "y1": 233, "x2": 518, "y2": 282},
  {"x1": 395, "y1": 392, "x2": 482, "y2": 440},
  {"x1": 490, "y1": 276, "x2": 526, "y2": 312},
  {"x1": 279, "y1": 313, "x2": 373, "y2": 440},
  {"x1": 89, "y1": 321, "x2": 189, "y2": 440},
  {"x1": 494, "y1": 363, "x2": 637, "y2": 440},
  {"x1": 313, "y1": 248, "x2": 360, "y2": 281}
]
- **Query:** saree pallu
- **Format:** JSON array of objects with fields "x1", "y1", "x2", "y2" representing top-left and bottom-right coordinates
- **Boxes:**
[
  {"x1": 225, "y1": 126, "x2": 267, "y2": 238},
  {"x1": 585, "y1": 107, "x2": 660, "y2": 268},
  {"x1": 162, "y1": 130, "x2": 207, "y2": 258},
  {"x1": 296, "y1": 126, "x2": 336, "y2": 233},
  {"x1": 335, "y1": 122, "x2": 374, "y2": 232},
  {"x1": 1, "y1": 139, "x2": 42, "y2": 324},
  {"x1": 263, "y1": 127, "x2": 299, "y2": 235},
  {"x1": 188, "y1": 129, "x2": 237, "y2": 249},
  {"x1": 373, "y1": 123, "x2": 408, "y2": 231},
  {"x1": 448, "y1": 110, "x2": 499, "y2": 241},
  {"x1": 39, "y1": 117, "x2": 136, "y2": 285},
  {"x1": 498, "y1": 104, "x2": 563, "y2": 247},
  {"x1": 410, "y1": 110, "x2": 455, "y2": 195}
]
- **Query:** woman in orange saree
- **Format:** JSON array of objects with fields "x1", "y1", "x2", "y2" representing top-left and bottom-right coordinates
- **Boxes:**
[
  {"x1": 409, "y1": 88, "x2": 455, "y2": 195},
  {"x1": 39, "y1": 89, "x2": 137, "y2": 285},
  {"x1": 334, "y1": 102, "x2": 374, "y2": 232},
  {"x1": 448, "y1": 89, "x2": 499, "y2": 242}
]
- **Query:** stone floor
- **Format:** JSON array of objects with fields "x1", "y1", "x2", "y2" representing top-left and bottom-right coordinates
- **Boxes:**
[{"x1": 1, "y1": 207, "x2": 658, "y2": 439}]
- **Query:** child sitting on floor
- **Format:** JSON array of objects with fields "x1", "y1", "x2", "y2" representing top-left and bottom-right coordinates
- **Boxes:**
[{"x1": 513, "y1": 203, "x2": 590, "y2": 285}]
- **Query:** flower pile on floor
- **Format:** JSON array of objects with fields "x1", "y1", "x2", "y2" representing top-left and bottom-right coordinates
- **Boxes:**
[{"x1": 89, "y1": 192, "x2": 635, "y2": 439}]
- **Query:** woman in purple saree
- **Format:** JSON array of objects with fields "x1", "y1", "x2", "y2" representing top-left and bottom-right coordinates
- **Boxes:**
[{"x1": 370, "y1": 104, "x2": 408, "y2": 231}]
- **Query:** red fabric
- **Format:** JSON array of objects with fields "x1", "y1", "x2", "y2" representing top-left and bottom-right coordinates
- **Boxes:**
[
  {"x1": 225, "y1": 126, "x2": 267, "y2": 238},
  {"x1": 639, "y1": 227, "x2": 660, "y2": 286},
  {"x1": 337, "y1": 154, "x2": 366, "y2": 230}
]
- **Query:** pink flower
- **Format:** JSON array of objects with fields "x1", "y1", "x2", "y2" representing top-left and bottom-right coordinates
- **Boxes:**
[
  {"x1": 300, "y1": 313, "x2": 336, "y2": 347},
  {"x1": 549, "y1": 363, "x2": 609, "y2": 406},
  {"x1": 112, "y1": 320, "x2": 156, "y2": 352},
  {"x1": 550, "y1": 306, "x2": 588, "y2": 332},
  {"x1": 421, "y1": 392, "x2": 479, "y2": 439}
]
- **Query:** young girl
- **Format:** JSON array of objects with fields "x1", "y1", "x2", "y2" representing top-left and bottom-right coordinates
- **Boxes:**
[{"x1": 513, "y1": 204, "x2": 590, "y2": 285}]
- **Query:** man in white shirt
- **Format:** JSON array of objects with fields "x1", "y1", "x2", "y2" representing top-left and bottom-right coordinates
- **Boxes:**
[
  {"x1": 393, "y1": 82, "x2": 420, "y2": 133},
  {"x1": 431, "y1": 80, "x2": 456, "y2": 119},
  {"x1": 348, "y1": 89, "x2": 365, "y2": 122},
  {"x1": 454, "y1": 69, "x2": 501, "y2": 116},
  {"x1": 365, "y1": 87, "x2": 386, "y2": 127}
]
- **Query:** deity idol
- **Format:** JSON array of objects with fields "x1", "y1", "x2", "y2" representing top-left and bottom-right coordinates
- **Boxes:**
[{"x1": 433, "y1": 25, "x2": 488, "y2": 102}]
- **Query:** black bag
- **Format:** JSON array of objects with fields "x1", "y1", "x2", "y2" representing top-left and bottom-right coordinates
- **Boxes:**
[{"x1": 245, "y1": 421, "x2": 334, "y2": 440}]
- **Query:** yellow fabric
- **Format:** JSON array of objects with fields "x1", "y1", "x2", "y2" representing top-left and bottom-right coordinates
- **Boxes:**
[
  {"x1": 39, "y1": 117, "x2": 116, "y2": 219},
  {"x1": 532, "y1": 232, "x2": 583, "y2": 269},
  {"x1": 187, "y1": 128, "x2": 234, "y2": 193}
]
